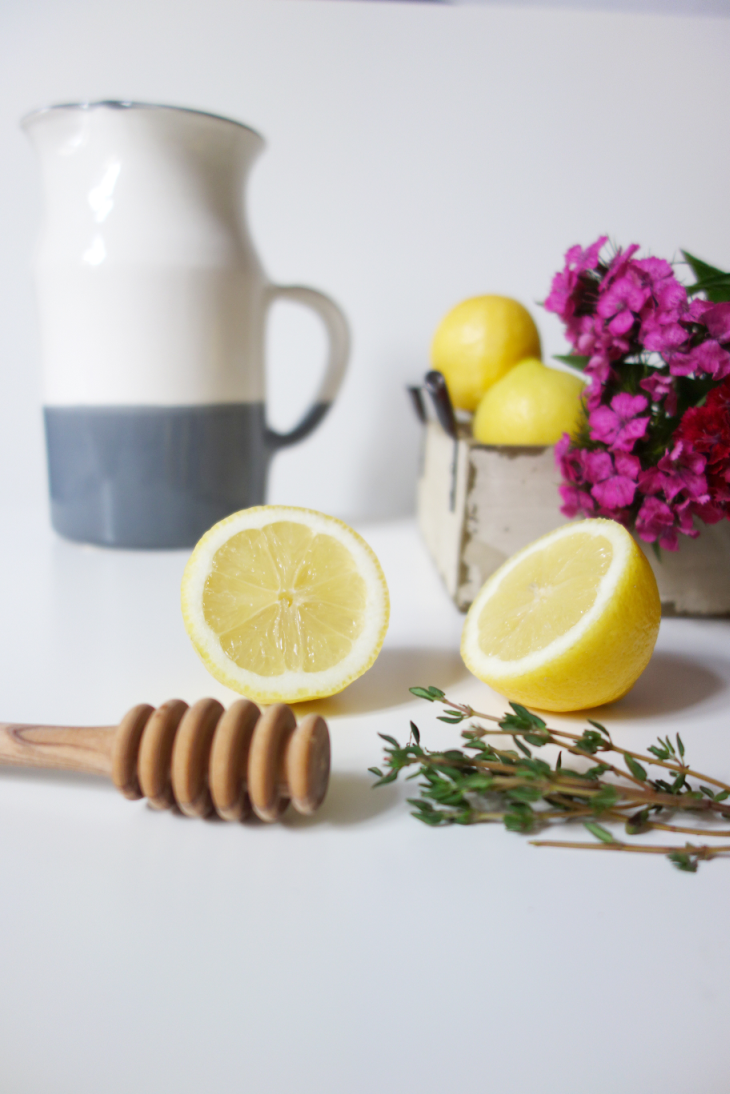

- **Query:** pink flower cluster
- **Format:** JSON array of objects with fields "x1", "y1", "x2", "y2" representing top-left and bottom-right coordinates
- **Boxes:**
[{"x1": 546, "y1": 238, "x2": 730, "y2": 550}]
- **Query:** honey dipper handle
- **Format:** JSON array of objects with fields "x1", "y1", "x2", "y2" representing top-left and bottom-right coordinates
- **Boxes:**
[{"x1": 0, "y1": 723, "x2": 115, "y2": 777}]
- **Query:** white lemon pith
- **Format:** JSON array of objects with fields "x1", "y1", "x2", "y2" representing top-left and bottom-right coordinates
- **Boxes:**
[
  {"x1": 181, "y1": 507, "x2": 390, "y2": 704},
  {"x1": 461, "y1": 520, "x2": 660, "y2": 712}
]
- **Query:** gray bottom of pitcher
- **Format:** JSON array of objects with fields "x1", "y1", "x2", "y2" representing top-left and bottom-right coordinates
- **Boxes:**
[{"x1": 44, "y1": 403, "x2": 276, "y2": 549}]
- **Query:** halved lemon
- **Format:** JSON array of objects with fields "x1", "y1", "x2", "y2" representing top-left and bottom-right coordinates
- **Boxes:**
[
  {"x1": 461, "y1": 519, "x2": 660, "y2": 712},
  {"x1": 181, "y1": 506, "x2": 390, "y2": 704}
]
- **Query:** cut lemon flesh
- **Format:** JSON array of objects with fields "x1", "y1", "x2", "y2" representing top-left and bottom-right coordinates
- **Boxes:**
[
  {"x1": 461, "y1": 519, "x2": 660, "y2": 712},
  {"x1": 182, "y1": 507, "x2": 389, "y2": 704}
]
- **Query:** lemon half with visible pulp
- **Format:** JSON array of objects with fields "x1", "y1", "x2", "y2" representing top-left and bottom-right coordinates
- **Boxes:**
[
  {"x1": 461, "y1": 519, "x2": 660, "y2": 712},
  {"x1": 182, "y1": 506, "x2": 390, "y2": 704}
]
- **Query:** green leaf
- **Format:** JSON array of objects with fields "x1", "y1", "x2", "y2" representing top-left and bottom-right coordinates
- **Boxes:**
[
  {"x1": 427, "y1": 687, "x2": 446, "y2": 699},
  {"x1": 591, "y1": 785, "x2": 619, "y2": 814},
  {"x1": 524, "y1": 732, "x2": 550, "y2": 747},
  {"x1": 676, "y1": 733, "x2": 685, "y2": 759},
  {"x1": 410, "y1": 722, "x2": 421, "y2": 746},
  {"x1": 504, "y1": 810, "x2": 536, "y2": 833},
  {"x1": 668, "y1": 851, "x2": 698, "y2": 873},
  {"x1": 437, "y1": 714, "x2": 465, "y2": 724},
  {"x1": 624, "y1": 754, "x2": 648, "y2": 782},
  {"x1": 588, "y1": 720, "x2": 611, "y2": 739},
  {"x1": 715, "y1": 790, "x2": 730, "y2": 802},
  {"x1": 507, "y1": 785, "x2": 542, "y2": 804},
  {"x1": 682, "y1": 250, "x2": 726, "y2": 283},
  {"x1": 574, "y1": 730, "x2": 603, "y2": 755},
  {"x1": 411, "y1": 809, "x2": 448, "y2": 826},
  {"x1": 514, "y1": 737, "x2": 532, "y2": 758},
  {"x1": 372, "y1": 770, "x2": 399, "y2": 788},
  {"x1": 625, "y1": 808, "x2": 650, "y2": 835},
  {"x1": 516, "y1": 757, "x2": 551, "y2": 776},
  {"x1": 700, "y1": 785, "x2": 716, "y2": 799},
  {"x1": 685, "y1": 275, "x2": 730, "y2": 302},
  {"x1": 510, "y1": 703, "x2": 546, "y2": 729},
  {"x1": 583, "y1": 821, "x2": 616, "y2": 844},
  {"x1": 553, "y1": 353, "x2": 590, "y2": 371},
  {"x1": 682, "y1": 251, "x2": 730, "y2": 302},
  {"x1": 378, "y1": 733, "x2": 400, "y2": 748},
  {"x1": 500, "y1": 704, "x2": 546, "y2": 734},
  {"x1": 648, "y1": 745, "x2": 670, "y2": 761},
  {"x1": 409, "y1": 687, "x2": 437, "y2": 701},
  {"x1": 368, "y1": 767, "x2": 383, "y2": 778},
  {"x1": 462, "y1": 773, "x2": 494, "y2": 792},
  {"x1": 585, "y1": 763, "x2": 611, "y2": 779}
]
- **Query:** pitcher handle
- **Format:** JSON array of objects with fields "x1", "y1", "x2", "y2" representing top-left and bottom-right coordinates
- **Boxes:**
[{"x1": 264, "y1": 284, "x2": 350, "y2": 451}]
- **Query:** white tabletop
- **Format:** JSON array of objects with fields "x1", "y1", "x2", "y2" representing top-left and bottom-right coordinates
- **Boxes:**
[{"x1": 0, "y1": 507, "x2": 728, "y2": 1094}]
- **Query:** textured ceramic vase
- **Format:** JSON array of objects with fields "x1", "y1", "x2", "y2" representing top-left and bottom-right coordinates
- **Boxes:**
[{"x1": 23, "y1": 101, "x2": 349, "y2": 548}]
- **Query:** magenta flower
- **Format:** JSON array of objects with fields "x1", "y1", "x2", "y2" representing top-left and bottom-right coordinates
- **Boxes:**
[
  {"x1": 596, "y1": 270, "x2": 649, "y2": 336},
  {"x1": 582, "y1": 450, "x2": 640, "y2": 510},
  {"x1": 544, "y1": 236, "x2": 607, "y2": 323},
  {"x1": 634, "y1": 257, "x2": 687, "y2": 312},
  {"x1": 592, "y1": 471, "x2": 638, "y2": 510},
  {"x1": 555, "y1": 432, "x2": 587, "y2": 485},
  {"x1": 548, "y1": 239, "x2": 730, "y2": 548},
  {"x1": 638, "y1": 442, "x2": 708, "y2": 505},
  {"x1": 588, "y1": 392, "x2": 649, "y2": 452},
  {"x1": 704, "y1": 302, "x2": 730, "y2": 344},
  {"x1": 635, "y1": 497, "x2": 679, "y2": 550},
  {"x1": 602, "y1": 244, "x2": 640, "y2": 289},
  {"x1": 558, "y1": 483, "x2": 596, "y2": 519},
  {"x1": 685, "y1": 298, "x2": 713, "y2": 323},
  {"x1": 668, "y1": 339, "x2": 730, "y2": 380},
  {"x1": 640, "y1": 309, "x2": 689, "y2": 355},
  {"x1": 639, "y1": 371, "x2": 678, "y2": 416},
  {"x1": 583, "y1": 449, "x2": 613, "y2": 483}
]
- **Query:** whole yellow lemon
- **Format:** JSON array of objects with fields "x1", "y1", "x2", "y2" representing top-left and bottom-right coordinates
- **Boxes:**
[
  {"x1": 472, "y1": 358, "x2": 586, "y2": 446},
  {"x1": 431, "y1": 295, "x2": 541, "y2": 412}
]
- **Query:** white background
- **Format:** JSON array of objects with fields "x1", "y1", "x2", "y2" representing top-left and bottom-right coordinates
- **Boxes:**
[
  {"x1": 2, "y1": 5, "x2": 730, "y2": 1092},
  {"x1": 1, "y1": 0, "x2": 729, "y2": 520}
]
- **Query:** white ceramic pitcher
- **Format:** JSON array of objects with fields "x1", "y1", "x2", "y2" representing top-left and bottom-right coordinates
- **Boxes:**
[{"x1": 23, "y1": 101, "x2": 350, "y2": 548}]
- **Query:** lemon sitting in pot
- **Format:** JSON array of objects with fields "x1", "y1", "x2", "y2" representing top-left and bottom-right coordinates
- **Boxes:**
[
  {"x1": 431, "y1": 296, "x2": 541, "y2": 412},
  {"x1": 472, "y1": 358, "x2": 585, "y2": 446}
]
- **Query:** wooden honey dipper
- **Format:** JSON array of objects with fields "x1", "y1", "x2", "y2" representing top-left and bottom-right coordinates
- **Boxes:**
[{"x1": 0, "y1": 698, "x2": 330, "y2": 822}]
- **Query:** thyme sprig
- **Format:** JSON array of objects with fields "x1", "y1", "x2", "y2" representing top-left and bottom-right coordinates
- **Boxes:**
[{"x1": 368, "y1": 687, "x2": 730, "y2": 872}]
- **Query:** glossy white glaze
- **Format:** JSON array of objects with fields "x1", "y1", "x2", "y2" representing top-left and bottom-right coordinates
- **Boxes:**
[{"x1": 23, "y1": 102, "x2": 349, "y2": 408}]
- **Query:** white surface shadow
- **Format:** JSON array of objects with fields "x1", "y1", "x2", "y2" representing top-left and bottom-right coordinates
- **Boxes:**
[
  {"x1": 284, "y1": 772, "x2": 402, "y2": 828},
  {"x1": 291, "y1": 646, "x2": 468, "y2": 718},
  {"x1": 589, "y1": 650, "x2": 726, "y2": 722}
]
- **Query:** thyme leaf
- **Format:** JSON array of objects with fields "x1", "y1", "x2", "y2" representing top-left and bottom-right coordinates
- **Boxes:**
[{"x1": 370, "y1": 687, "x2": 730, "y2": 872}]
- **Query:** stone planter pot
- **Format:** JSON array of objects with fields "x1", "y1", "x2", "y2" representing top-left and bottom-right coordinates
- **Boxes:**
[{"x1": 416, "y1": 419, "x2": 730, "y2": 615}]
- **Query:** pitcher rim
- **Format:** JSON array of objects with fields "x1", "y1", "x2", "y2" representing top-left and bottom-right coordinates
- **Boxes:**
[{"x1": 20, "y1": 100, "x2": 264, "y2": 141}]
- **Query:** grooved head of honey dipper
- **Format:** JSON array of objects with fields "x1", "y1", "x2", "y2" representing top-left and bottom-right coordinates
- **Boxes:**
[
  {"x1": 285, "y1": 714, "x2": 330, "y2": 815},
  {"x1": 171, "y1": 698, "x2": 223, "y2": 817},
  {"x1": 112, "y1": 704, "x2": 155, "y2": 800},
  {"x1": 209, "y1": 698, "x2": 260, "y2": 822},
  {"x1": 247, "y1": 703, "x2": 295, "y2": 822}
]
